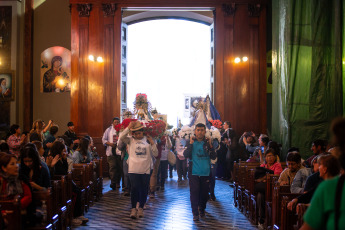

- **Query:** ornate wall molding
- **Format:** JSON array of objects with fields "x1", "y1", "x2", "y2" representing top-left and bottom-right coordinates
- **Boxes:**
[
  {"x1": 77, "y1": 4, "x2": 92, "y2": 17},
  {"x1": 222, "y1": 3, "x2": 236, "y2": 16},
  {"x1": 248, "y1": 4, "x2": 261, "y2": 17},
  {"x1": 102, "y1": 3, "x2": 117, "y2": 17}
]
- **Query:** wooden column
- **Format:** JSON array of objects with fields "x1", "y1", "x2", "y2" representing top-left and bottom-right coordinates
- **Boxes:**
[{"x1": 23, "y1": 0, "x2": 33, "y2": 131}]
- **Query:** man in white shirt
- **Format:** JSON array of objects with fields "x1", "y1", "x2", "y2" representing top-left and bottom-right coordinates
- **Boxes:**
[{"x1": 102, "y1": 117, "x2": 122, "y2": 190}]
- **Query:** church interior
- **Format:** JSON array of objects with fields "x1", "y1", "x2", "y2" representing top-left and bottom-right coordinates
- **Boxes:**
[{"x1": 0, "y1": 0, "x2": 344, "y2": 229}]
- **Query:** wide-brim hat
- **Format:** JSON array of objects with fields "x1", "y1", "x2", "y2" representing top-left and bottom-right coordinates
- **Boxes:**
[{"x1": 130, "y1": 121, "x2": 145, "y2": 131}]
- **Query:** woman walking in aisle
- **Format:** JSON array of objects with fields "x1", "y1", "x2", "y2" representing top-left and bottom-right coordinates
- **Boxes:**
[{"x1": 119, "y1": 121, "x2": 158, "y2": 219}]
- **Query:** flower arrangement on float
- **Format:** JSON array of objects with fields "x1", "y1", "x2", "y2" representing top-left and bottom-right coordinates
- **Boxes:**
[
  {"x1": 115, "y1": 118, "x2": 166, "y2": 140},
  {"x1": 178, "y1": 125, "x2": 194, "y2": 140},
  {"x1": 208, "y1": 119, "x2": 223, "y2": 129},
  {"x1": 144, "y1": 120, "x2": 166, "y2": 139}
]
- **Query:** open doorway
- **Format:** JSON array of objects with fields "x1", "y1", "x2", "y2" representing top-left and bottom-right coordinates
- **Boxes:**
[{"x1": 121, "y1": 10, "x2": 214, "y2": 127}]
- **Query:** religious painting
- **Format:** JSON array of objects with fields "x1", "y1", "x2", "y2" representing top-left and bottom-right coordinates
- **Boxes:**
[
  {"x1": 0, "y1": 6, "x2": 12, "y2": 70},
  {"x1": 0, "y1": 71, "x2": 14, "y2": 101},
  {"x1": 190, "y1": 96, "x2": 204, "y2": 117},
  {"x1": 40, "y1": 46, "x2": 71, "y2": 93}
]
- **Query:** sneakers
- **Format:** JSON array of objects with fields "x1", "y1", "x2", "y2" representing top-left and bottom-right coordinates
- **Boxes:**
[
  {"x1": 72, "y1": 218, "x2": 83, "y2": 226},
  {"x1": 149, "y1": 191, "x2": 155, "y2": 198},
  {"x1": 130, "y1": 208, "x2": 137, "y2": 219},
  {"x1": 258, "y1": 223, "x2": 265, "y2": 230},
  {"x1": 193, "y1": 215, "x2": 199, "y2": 221},
  {"x1": 137, "y1": 208, "x2": 144, "y2": 218}
]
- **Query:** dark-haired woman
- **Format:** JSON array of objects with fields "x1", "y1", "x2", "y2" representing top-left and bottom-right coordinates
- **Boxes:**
[
  {"x1": 7, "y1": 124, "x2": 26, "y2": 158},
  {"x1": 0, "y1": 153, "x2": 32, "y2": 211},
  {"x1": 46, "y1": 141, "x2": 68, "y2": 176},
  {"x1": 72, "y1": 138, "x2": 92, "y2": 164},
  {"x1": 19, "y1": 144, "x2": 50, "y2": 191}
]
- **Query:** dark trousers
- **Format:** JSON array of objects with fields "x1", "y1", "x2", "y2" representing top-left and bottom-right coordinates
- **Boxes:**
[
  {"x1": 129, "y1": 173, "x2": 150, "y2": 208},
  {"x1": 169, "y1": 163, "x2": 175, "y2": 176},
  {"x1": 159, "y1": 160, "x2": 168, "y2": 187},
  {"x1": 189, "y1": 175, "x2": 210, "y2": 215},
  {"x1": 209, "y1": 163, "x2": 217, "y2": 195},
  {"x1": 255, "y1": 182, "x2": 266, "y2": 223},
  {"x1": 176, "y1": 157, "x2": 187, "y2": 179},
  {"x1": 108, "y1": 155, "x2": 123, "y2": 186}
]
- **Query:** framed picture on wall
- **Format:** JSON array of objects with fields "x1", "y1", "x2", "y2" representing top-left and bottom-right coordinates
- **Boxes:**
[
  {"x1": 0, "y1": 70, "x2": 14, "y2": 101},
  {"x1": 0, "y1": 6, "x2": 12, "y2": 71},
  {"x1": 40, "y1": 46, "x2": 71, "y2": 93}
]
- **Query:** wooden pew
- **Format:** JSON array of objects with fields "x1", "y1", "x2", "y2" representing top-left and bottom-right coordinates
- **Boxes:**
[
  {"x1": 30, "y1": 188, "x2": 59, "y2": 230},
  {"x1": 243, "y1": 163, "x2": 260, "y2": 218},
  {"x1": 0, "y1": 195, "x2": 22, "y2": 230},
  {"x1": 51, "y1": 176, "x2": 69, "y2": 230},
  {"x1": 236, "y1": 163, "x2": 248, "y2": 212},
  {"x1": 296, "y1": 203, "x2": 309, "y2": 230},
  {"x1": 264, "y1": 174, "x2": 279, "y2": 229},
  {"x1": 72, "y1": 165, "x2": 88, "y2": 214},
  {"x1": 280, "y1": 196, "x2": 299, "y2": 230},
  {"x1": 272, "y1": 184, "x2": 299, "y2": 230},
  {"x1": 233, "y1": 161, "x2": 239, "y2": 207},
  {"x1": 93, "y1": 158, "x2": 103, "y2": 200}
]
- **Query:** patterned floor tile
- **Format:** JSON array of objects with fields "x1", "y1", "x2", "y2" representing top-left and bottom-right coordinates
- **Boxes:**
[{"x1": 74, "y1": 172, "x2": 258, "y2": 230}]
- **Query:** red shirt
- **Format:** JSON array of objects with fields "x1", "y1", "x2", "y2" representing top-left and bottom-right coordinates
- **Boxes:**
[
  {"x1": 260, "y1": 162, "x2": 283, "y2": 175},
  {"x1": 0, "y1": 177, "x2": 32, "y2": 209}
]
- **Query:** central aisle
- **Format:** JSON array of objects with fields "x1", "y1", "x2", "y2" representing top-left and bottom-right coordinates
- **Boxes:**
[{"x1": 75, "y1": 174, "x2": 258, "y2": 230}]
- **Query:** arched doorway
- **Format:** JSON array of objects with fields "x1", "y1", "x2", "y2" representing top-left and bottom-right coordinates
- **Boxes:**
[{"x1": 121, "y1": 11, "x2": 214, "y2": 126}]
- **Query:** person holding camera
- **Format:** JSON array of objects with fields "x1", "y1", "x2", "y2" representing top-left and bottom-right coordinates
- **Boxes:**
[{"x1": 183, "y1": 123, "x2": 217, "y2": 221}]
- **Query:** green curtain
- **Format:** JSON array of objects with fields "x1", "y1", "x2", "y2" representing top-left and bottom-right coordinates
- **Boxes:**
[{"x1": 272, "y1": 0, "x2": 344, "y2": 159}]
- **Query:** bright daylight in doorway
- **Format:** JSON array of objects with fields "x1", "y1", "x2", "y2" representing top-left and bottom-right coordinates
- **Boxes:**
[{"x1": 127, "y1": 19, "x2": 211, "y2": 127}]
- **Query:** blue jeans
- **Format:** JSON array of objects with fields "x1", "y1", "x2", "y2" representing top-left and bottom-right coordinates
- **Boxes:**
[{"x1": 128, "y1": 173, "x2": 150, "y2": 208}]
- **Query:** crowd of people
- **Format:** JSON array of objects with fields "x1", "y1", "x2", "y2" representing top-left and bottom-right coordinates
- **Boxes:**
[
  {"x1": 0, "y1": 120, "x2": 99, "y2": 227},
  {"x1": 101, "y1": 116, "x2": 345, "y2": 229},
  {"x1": 1, "y1": 116, "x2": 345, "y2": 229}
]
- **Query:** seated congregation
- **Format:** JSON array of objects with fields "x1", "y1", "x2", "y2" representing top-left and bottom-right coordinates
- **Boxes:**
[
  {"x1": 232, "y1": 117, "x2": 345, "y2": 230},
  {"x1": 0, "y1": 120, "x2": 103, "y2": 229}
]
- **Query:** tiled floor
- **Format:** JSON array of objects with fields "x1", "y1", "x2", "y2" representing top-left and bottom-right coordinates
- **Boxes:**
[{"x1": 75, "y1": 173, "x2": 258, "y2": 230}]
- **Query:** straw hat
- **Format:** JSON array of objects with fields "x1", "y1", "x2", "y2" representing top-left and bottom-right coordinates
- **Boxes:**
[{"x1": 130, "y1": 121, "x2": 144, "y2": 131}]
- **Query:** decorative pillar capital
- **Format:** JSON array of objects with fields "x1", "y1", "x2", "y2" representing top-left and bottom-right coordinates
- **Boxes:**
[
  {"x1": 102, "y1": 3, "x2": 117, "y2": 17},
  {"x1": 77, "y1": 4, "x2": 92, "y2": 17},
  {"x1": 222, "y1": 3, "x2": 236, "y2": 16},
  {"x1": 248, "y1": 4, "x2": 261, "y2": 17}
]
